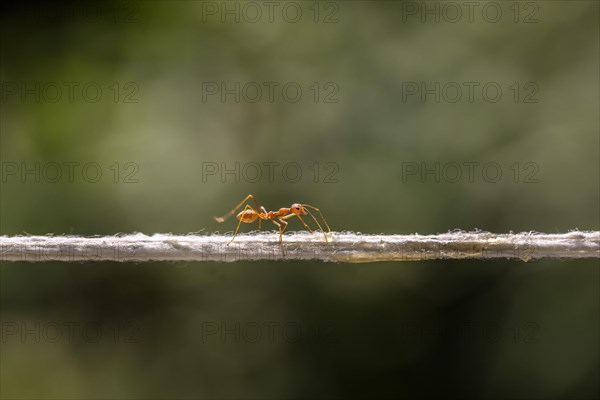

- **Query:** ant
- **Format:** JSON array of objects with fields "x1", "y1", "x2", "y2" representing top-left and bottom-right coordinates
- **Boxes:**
[{"x1": 214, "y1": 194, "x2": 331, "y2": 245}]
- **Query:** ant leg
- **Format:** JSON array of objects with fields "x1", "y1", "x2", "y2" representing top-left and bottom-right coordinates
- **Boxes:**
[
  {"x1": 277, "y1": 217, "x2": 290, "y2": 243},
  {"x1": 305, "y1": 212, "x2": 329, "y2": 243},
  {"x1": 258, "y1": 206, "x2": 267, "y2": 231},
  {"x1": 214, "y1": 194, "x2": 262, "y2": 223},
  {"x1": 302, "y1": 213, "x2": 327, "y2": 242},
  {"x1": 283, "y1": 213, "x2": 312, "y2": 232},
  {"x1": 302, "y1": 204, "x2": 332, "y2": 234},
  {"x1": 284, "y1": 213, "x2": 327, "y2": 243},
  {"x1": 271, "y1": 220, "x2": 284, "y2": 244},
  {"x1": 282, "y1": 213, "x2": 313, "y2": 233},
  {"x1": 271, "y1": 219, "x2": 287, "y2": 256},
  {"x1": 228, "y1": 204, "x2": 259, "y2": 245}
]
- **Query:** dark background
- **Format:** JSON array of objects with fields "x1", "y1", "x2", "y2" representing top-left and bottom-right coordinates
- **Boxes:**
[{"x1": 1, "y1": 1, "x2": 598, "y2": 399}]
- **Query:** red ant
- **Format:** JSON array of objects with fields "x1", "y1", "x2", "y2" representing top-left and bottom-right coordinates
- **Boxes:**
[{"x1": 214, "y1": 194, "x2": 331, "y2": 245}]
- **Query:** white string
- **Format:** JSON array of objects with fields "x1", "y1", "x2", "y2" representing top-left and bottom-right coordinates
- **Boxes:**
[{"x1": 1, "y1": 231, "x2": 598, "y2": 263}]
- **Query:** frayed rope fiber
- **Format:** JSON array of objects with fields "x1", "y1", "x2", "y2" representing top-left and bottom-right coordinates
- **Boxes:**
[{"x1": 1, "y1": 231, "x2": 598, "y2": 263}]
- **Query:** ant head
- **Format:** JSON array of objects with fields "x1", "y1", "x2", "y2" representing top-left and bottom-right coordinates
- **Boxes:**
[{"x1": 291, "y1": 203, "x2": 307, "y2": 215}]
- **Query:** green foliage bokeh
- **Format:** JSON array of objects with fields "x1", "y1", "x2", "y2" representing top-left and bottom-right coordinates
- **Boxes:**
[{"x1": 1, "y1": 2, "x2": 598, "y2": 399}]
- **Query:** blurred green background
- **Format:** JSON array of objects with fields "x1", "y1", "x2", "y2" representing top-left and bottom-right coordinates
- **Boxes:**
[{"x1": 1, "y1": 1, "x2": 598, "y2": 399}]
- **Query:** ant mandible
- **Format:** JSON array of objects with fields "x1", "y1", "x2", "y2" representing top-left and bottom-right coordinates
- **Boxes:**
[{"x1": 214, "y1": 194, "x2": 331, "y2": 245}]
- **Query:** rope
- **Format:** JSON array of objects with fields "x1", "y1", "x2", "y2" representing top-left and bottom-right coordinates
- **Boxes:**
[{"x1": 1, "y1": 231, "x2": 598, "y2": 263}]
